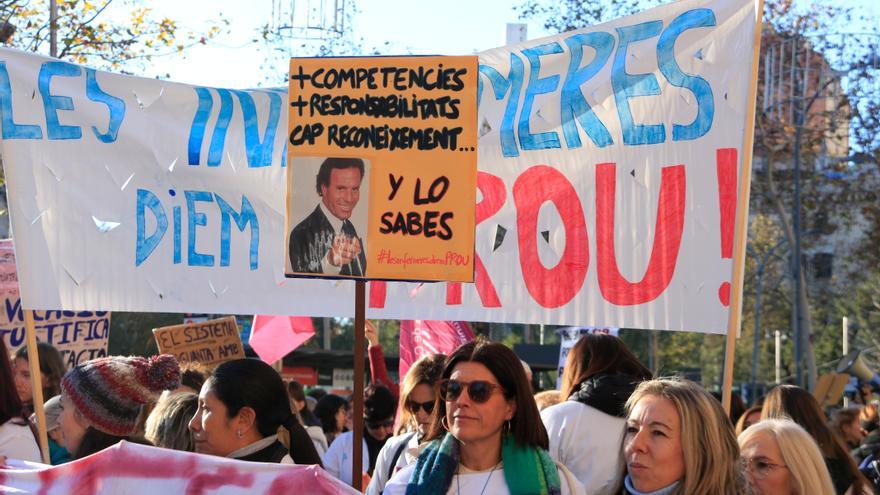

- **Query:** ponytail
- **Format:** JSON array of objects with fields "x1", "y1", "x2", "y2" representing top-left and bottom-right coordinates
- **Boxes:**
[{"x1": 282, "y1": 413, "x2": 323, "y2": 466}]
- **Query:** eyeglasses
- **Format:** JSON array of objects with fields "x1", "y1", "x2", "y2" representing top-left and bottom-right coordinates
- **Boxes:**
[
  {"x1": 366, "y1": 418, "x2": 395, "y2": 430},
  {"x1": 405, "y1": 400, "x2": 435, "y2": 415},
  {"x1": 740, "y1": 457, "x2": 788, "y2": 480},
  {"x1": 439, "y1": 379, "x2": 504, "y2": 404}
]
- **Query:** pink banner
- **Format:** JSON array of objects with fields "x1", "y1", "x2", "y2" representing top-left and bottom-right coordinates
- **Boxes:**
[
  {"x1": 399, "y1": 320, "x2": 474, "y2": 379},
  {"x1": 0, "y1": 441, "x2": 357, "y2": 494},
  {"x1": 249, "y1": 315, "x2": 315, "y2": 364}
]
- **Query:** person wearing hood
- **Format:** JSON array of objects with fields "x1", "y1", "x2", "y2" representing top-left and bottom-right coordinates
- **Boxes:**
[{"x1": 541, "y1": 333, "x2": 652, "y2": 495}]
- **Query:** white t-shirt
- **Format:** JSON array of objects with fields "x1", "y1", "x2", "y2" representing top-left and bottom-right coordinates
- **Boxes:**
[
  {"x1": 0, "y1": 420, "x2": 41, "y2": 463},
  {"x1": 383, "y1": 460, "x2": 586, "y2": 495}
]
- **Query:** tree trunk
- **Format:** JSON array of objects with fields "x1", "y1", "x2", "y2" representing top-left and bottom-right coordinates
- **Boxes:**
[{"x1": 764, "y1": 153, "x2": 818, "y2": 389}]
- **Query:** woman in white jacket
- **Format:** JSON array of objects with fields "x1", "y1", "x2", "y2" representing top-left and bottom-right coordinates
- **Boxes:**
[{"x1": 541, "y1": 333, "x2": 652, "y2": 495}]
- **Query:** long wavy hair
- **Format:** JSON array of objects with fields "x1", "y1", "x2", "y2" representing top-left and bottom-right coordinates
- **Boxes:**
[
  {"x1": 762, "y1": 385, "x2": 867, "y2": 494},
  {"x1": 738, "y1": 418, "x2": 835, "y2": 495},
  {"x1": 395, "y1": 353, "x2": 445, "y2": 436},
  {"x1": 559, "y1": 333, "x2": 652, "y2": 400},
  {"x1": 623, "y1": 378, "x2": 744, "y2": 495}
]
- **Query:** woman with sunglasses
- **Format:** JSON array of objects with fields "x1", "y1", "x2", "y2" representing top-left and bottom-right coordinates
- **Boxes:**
[
  {"x1": 738, "y1": 418, "x2": 835, "y2": 495},
  {"x1": 367, "y1": 354, "x2": 446, "y2": 495},
  {"x1": 323, "y1": 384, "x2": 397, "y2": 485},
  {"x1": 384, "y1": 339, "x2": 584, "y2": 495}
]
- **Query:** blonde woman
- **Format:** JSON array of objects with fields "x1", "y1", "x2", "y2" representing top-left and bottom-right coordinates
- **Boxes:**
[
  {"x1": 618, "y1": 377, "x2": 743, "y2": 495},
  {"x1": 366, "y1": 354, "x2": 445, "y2": 495},
  {"x1": 738, "y1": 418, "x2": 835, "y2": 495}
]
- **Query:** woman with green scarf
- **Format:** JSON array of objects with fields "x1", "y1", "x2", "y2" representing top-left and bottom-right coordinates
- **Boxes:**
[{"x1": 384, "y1": 339, "x2": 584, "y2": 495}]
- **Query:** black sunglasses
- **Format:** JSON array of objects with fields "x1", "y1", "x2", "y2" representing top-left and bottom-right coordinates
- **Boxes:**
[
  {"x1": 405, "y1": 400, "x2": 435, "y2": 415},
  {"x1": 439, "y1": 379, "x2": 504, "y2": 404},
  {"x1": 366, "y1": 418, "x2": 394, "y2": 429}
]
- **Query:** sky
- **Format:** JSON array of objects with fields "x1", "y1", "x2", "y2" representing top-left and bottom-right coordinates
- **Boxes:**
[
  {"x1": 139, "y1": 0, "x2": 553, "y2": 88},
  {"x1": 131, "y1": 0, "x2": 878, "y2": 89}
]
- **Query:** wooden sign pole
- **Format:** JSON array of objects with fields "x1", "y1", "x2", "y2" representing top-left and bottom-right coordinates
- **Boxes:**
[
  {"x1": 351, "y1": 280, "x2": 366, "y2": 490},
  {"x1": 23, "y1": 309, "x2": 50, "y2": 463},
  {"x1": 722, "y1": 0, "x2": 765, "y2": 414}
]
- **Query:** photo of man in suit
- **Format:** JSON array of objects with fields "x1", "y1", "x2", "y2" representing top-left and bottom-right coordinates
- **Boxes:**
[{"x1": 289, "y1": 157, "x2": 367, "y2": 276}]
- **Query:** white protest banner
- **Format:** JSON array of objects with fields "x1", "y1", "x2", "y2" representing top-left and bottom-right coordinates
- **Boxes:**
[
  {"x1": 1, "y1": 0, "x2": 759, "y2": 334},
  {"x1": 555, "y1": 326, "x2": 620, "y2": 389},
  {"x1": 0, "y1": 441, "x2": 358, "y2": 494},
  {"x1": 0, "y1": 240, "x2": 110, "y2": 367}
]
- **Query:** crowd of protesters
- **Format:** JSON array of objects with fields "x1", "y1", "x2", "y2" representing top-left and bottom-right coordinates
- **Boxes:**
[{"x1": 3, "y1": 325, "x2": 880, "y2": 495}]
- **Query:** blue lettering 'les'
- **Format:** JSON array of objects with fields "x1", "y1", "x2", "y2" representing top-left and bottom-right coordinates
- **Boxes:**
[
  {"x1": 85, "y1": 69, "x2": 125, "y2": 143},
  {"x1": 561, "y1": 32, "x2": 615, "y2": 149},
  {"x1": 612, "y1": 21, "x2": 665, "y2": 145},
  {"x1": 136, "y1": 189, "x2": 168, "y2": 266},
  {"x1": 188, "y1": 87, "x2": 213, "y2": 165},
  {"x1": 0, "y1": 62, "x2": 42, "y2": 139},
  {"x1": 519, "y1": 42, "x2": 563, "y2": 151},
  {"x1": 478, "y1": 53, "x2": 524, "y2": 158},
  {"x1": 231, "y1": 89, "x2": 280, "y2": 168},
  {"x1": 215, "y1": 194, "x2": 259, "y2": 270},
  {"x1": 658, "y1": 8, "x2": 716, "y2": 141},
  {"x1": 38, "y1": 61, "x2": 82, "y2": 140},
  {"x1": 186, "y1": 190, "x2": 214, "y2": 267}
]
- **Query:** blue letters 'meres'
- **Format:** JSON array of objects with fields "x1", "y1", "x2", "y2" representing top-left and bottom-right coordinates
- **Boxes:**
[
  {"x1": 613, "y1": 21, "x2": 665, "y2": 146},
  {"x1": 478, "y1": 53, "x2": 524, "y2": 158},
  {"x1": 658, "y1": 8, "x2": 716, "y2": 141},
  {"x1": 561, "y1": 32, "x2": 615, "y2": 149},
  {"x1": 519, "y1": 42, "x2": 564, "y2": 152},
  {"x1": 38, "y1": 61, "x2": 82, "y2": 140}
]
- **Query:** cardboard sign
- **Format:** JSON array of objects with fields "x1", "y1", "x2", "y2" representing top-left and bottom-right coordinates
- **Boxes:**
[
  {"x1": 152, "y1": 316, "x2": 244, "y2": 367},
  {"x1": 1, "y1": 0, "x2": 759, "y2": 333},
  {"x1": 285, "y1": 56, "x2": 478, "y2": 282},
  {"x1": 0, "y1": 240, "x2": 110, "y2": 367}
]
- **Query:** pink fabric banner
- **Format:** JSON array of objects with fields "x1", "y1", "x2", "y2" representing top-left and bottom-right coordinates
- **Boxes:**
[
  {"x1": 0, "y1": 441, "x2": 358, "y2": 494},
  {"x1": 249, "y1": 315, "x2": 315, "y2": 364},
  {"x1": 399, "y1": 320, "x2": 474, "y2": 379}
]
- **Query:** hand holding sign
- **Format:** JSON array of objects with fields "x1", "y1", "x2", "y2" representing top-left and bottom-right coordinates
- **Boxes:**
[{"x1": 328, "y1": 233, "x2": 362, "y2": 268}]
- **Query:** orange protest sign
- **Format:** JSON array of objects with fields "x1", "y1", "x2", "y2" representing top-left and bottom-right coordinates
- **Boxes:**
[
  {"x1": 152, "y1": 316, "x2": 244, "y2": 367},
  {"x1": 285, "y1": 56, "x2": 478, "y2": 282}
]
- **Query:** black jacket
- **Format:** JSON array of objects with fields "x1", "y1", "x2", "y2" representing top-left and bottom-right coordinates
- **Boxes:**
[{"x1": 568, "y1": 373, "x2": 642, "y2": 418}]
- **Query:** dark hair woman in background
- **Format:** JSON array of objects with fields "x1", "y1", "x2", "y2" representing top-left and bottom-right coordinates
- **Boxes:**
[
  {"x1": 762, "y1": 385, "x2": 869, "y2": 495},
  {"x1": 13, "y1": 342, "x2": 67, "y2": 417},
  {"x1": 188, "y1": 358, "x2": 322, "y2": 465},
  {"x1": 314, "y1": 393, "x2": 350, "y2": 446},
  {"x1": 0, "y1": 338, "x2": 40, "y2": 462}
]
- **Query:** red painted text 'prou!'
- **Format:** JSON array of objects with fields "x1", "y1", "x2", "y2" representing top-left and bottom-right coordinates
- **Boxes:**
[{"x1": 370, "y1": 148, "x2": 737, "y2": 310}]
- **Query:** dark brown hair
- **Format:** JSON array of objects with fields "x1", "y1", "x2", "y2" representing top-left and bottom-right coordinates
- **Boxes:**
[
  {"x1": 424, "y1": 339, "x2": 548, "y2": 449},
  {"x1": 315, "y1": 157, "x2": 363, "y2": 195},
  {"x1": 15, "y1": 341, "x2": 67, "y2": 400},
  {"x1": 0, "y1": 338, "x2": 24, "y2": 424},
  {"x1": 560, "y1": 333, "x2": 652, "y2": 400},
  {"x1": 763, "y1": 385, "x2": 867, "y2": 494}
]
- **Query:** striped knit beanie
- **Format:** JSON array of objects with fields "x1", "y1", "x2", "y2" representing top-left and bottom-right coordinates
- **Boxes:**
[{"x1": 61, "y1": 354, "x2": 181, "y2": 436}]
